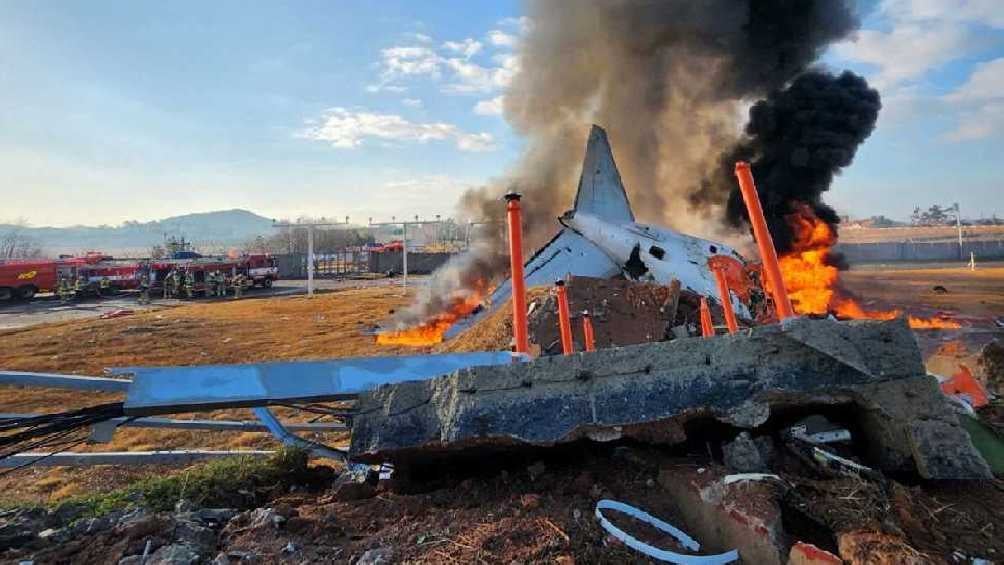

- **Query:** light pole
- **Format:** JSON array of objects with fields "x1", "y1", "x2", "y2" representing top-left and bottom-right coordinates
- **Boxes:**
[
  {"x1": 272, "y1": 218, "x2": 350, "y2": 297},
  {"x1": 368, "y1": 217, "x2": 444, "y2": 291}
]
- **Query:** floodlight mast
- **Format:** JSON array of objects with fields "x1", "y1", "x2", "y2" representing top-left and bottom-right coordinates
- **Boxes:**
[
  {"x1": 368, "y1": 216, "x2": 445, "y2": 291},
  {"x1": 272, "y1": 218, "x2": 351, "y2": 297}
]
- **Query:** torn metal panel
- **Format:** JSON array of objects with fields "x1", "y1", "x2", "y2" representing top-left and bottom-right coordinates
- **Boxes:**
[{"x1": 119, "y1": 351, "x2": 521, "y2": 415}]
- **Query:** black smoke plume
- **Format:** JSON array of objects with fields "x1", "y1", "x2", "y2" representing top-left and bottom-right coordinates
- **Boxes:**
[
  {"x1": 696, "y1": 70, "x2": 881, "y2": 252},
  {"x1": 390, "y1": 0, "x2": 868, "y2": 330},
  {"x1": 465, "y1": 0, "x2": 861, "y2": 249}
]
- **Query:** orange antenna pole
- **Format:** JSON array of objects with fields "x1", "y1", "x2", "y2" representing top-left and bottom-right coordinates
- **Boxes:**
[
  {"x1": 555, "y1": 279, "x2": 574, "y2": 355},
  {"x1": 711, "y1": 267, "x2": 739, "y2": 334},
  {"x1": 581, "y1": 310, "x2": 596, "y2": 352},
  {"x1": 734, "y1": 161, "x2": 795, "y2": 320},
  {"x1": 699, "y1": 297, "x2": 715, "y2": 338},
  {"x1": 505, "y1": 192, "x2": 530, "y2": 354}
]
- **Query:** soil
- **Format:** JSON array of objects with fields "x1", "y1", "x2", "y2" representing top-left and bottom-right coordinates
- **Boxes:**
[{"x1": 2, "y1": 269, "x2": 1004, "y2": 562}]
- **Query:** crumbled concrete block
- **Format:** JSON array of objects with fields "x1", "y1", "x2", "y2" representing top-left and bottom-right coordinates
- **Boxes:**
[{"x1": 350, "y1": 318, "x2": 991, "y2": 479}]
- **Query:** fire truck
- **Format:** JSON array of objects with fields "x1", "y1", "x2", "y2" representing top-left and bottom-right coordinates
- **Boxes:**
[{"x1": 0, "y1": 252, "x2": 278, "y2": 301}]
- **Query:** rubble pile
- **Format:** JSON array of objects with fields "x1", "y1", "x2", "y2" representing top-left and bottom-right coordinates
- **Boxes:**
[
  {"x1": 355, "y1": 318, "x2": 991, "y2": 479},
  {"x1": 440, "y1": 276, "x2": 710, "y2": 354}
]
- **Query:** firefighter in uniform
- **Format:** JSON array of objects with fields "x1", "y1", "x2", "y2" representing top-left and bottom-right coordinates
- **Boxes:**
[
  {"x1": 182, "y1": 269, "x2": 195, "y2": 299},
  {"x1": 209, "y1": 270, "x2": 221, "y2": 297},
  {"x1": 138, "y1": 267, "x2": 151, "y2": 305},
  {"x1": 164, "y1": 269, "x2": 178, "y2": 299},
  {"x1": 57, "y1": 275, "x2": 74, "y2": 301},
  {"x1": 99, "y1": 276, "x2": 111, "y2": 296},
  {"x1": 74, "y1": 274, "x2": 88, "y2": 298},
  {"x1": 232, "y1": 273, "x2": 245, "y2": 299}
]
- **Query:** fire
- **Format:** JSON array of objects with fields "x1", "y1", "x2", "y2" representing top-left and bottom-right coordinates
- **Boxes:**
[
  {"x1": 376, "y1": 282, "x2": 487, "y2": 346},
  {"x1": 778, "y1": 203, "x2": 960, "y2": 330}
]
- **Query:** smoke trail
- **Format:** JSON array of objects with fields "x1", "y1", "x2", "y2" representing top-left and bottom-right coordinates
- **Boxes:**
[
  {"x1": 465, "y1": 0, "x2": 860, "y2": 249},
  {"x1": 696, "y1": 70, "x2": 882, "y2": 253},
  {"x1": 390, "y1": 0, "x2": 864, "y2": 329},
  {"x1": 383, "y1": 240, "x2": 504, "y2": 330}
]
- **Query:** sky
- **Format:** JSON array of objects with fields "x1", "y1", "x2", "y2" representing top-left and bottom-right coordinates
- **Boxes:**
[{"x1": 0, "y1": 0, "x2": 1001, "y2": 227}]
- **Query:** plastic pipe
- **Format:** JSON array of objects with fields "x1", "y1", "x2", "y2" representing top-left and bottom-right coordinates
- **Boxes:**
[
  {"x1": 699, "y1": 297, "x2": 714, "y2": 338},
  {"x1": 582, "y1": 311, "x2": 596, "y2": 352},
  {"x1": 505, "y1": 192, "x2": 530, "y2": 355},
  {"x1": 555, "y1": 280, "x2": 573, "y2": 355},
  {"x1": 711, "y1": 268, "x2": 739, "y2": 334},
  {"x1": 734, "y1": 162, "x2": 795, "y2": 320}
]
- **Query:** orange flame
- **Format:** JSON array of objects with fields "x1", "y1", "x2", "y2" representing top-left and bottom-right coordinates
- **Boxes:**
[
  {"x1": 376, "y1": 282, "x2": 487, "y2": 346},
  {"x1": 778, "y1": 203, "x2": 960, "y2": 329}
]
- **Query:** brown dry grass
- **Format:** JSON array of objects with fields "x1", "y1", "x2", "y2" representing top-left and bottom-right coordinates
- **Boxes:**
[
  {"x1": 0, "y1": 287, "x2": 422, "y2": 503},
  {"x1": 842, "y1": 266, "x2": 1004, "y2": 320}
]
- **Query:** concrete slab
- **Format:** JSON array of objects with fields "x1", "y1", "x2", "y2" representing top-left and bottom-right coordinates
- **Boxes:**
[{"x1": 350, "y1": 318, "x2": 992, "y2": 479}]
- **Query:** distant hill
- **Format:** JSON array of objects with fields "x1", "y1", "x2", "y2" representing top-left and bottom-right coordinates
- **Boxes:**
[{"x1": 2, "y1": 210, "x2": 275, "y2": 257}]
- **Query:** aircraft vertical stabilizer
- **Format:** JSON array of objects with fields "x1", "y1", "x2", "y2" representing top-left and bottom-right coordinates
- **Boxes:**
[{"x1": 572, "y1": 125, "x2": 635, "y2": 223}]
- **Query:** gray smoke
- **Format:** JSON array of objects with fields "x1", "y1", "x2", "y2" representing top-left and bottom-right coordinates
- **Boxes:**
[
  {"x1": 391, "y1": 0, "x2": 862, "y2": 329},
  {"x1": 466, "y1": 0, "x2": 860, "y2": 249}
]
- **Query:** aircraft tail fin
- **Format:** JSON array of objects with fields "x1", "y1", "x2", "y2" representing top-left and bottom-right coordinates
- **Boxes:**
[{"x1": 571, "y1": 125, "x2": 635, "y2": 223}]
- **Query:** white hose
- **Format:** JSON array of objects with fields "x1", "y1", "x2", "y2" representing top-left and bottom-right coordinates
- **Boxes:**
[{"x1": 594, "y1": 499, "x2": 739, "y2": 564}]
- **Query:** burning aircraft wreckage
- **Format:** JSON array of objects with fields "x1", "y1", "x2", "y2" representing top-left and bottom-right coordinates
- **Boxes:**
[{"x1": 2, "y1": 124, "x2": 1000, "y2": 562}]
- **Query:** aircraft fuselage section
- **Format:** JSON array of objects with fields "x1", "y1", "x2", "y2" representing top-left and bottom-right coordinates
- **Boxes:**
[{"x1": 562, "y1": 212, "x2": 750, "y2": 317}]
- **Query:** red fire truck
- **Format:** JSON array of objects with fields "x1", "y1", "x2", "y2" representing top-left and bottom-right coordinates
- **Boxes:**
[{"x1": 0, "y1": 252, "x2": 278, "y2": 301}]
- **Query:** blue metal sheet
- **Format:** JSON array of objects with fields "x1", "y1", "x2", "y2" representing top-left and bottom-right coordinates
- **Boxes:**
[{"x1": 119, "y1": 352, "x2": 521, "y2": 415}]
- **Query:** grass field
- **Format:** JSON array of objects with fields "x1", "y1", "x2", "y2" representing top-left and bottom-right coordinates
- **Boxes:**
[{"x1": 1, "y1": 265, "x2": 1002, "y2": 503}]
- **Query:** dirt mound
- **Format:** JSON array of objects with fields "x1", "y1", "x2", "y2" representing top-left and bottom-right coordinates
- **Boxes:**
[{"x1": 440, "y1": 277, "x2": 709, "y2": 355}]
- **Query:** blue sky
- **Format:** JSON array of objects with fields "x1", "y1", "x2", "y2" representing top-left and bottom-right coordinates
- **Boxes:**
[{"x1": 1, "y1": 0, "x2": 1001, "y2": 227}]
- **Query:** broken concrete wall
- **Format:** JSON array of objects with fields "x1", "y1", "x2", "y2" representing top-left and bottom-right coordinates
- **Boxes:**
[{"x1": 350, "y1": 318, "x2": 991, "y2": 479}]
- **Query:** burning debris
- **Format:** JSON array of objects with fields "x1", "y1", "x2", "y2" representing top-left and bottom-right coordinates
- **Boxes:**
[
  {"x1": 375, "y1": 241, "x2": 498, "y2": 346},
  {"x1": 779, "y1": 205, "x2": 962, "y2": 329}
]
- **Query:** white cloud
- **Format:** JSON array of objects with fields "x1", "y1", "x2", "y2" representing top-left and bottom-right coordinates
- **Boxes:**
[
  {"x1": 473, "y1": 95, "x2": 504, "y2": 116},
  {"x1": 833, "y1": 0, "x2": 999, "y2": 91},
  {"x1": 366, "y1": 84, "x2": 408, "y2": 93},
  {"x1": 834, "y1": 23, "x2": 976, "y2": 91},
  {"x1": 455, "y1": 132, "x2": 496, "y2": 152},
  {"x1": 442, "y1": 38, "x2": 482, "y2": 59},
  {"x1": 443, "y1": 54, "x2": 519, "y2": 93},
  {"x1": 401, "y1": 98, "x2": 423, "y2": 108},
  {"x1": 882, "y1": 0, "x2": 1004, "y2": 29},
  {"x1": 487, "y1": 30, "x2": 517, "y2": 48},
  {"x1": 943, "y1": 57, "x2": 1004, "y2": 141},
  {"x1": 380, "y1": 46, "x2": 442, "y2": 78},
  {"x1": 300, "y1": 107, "x2": 495, "y2": 152},
  {"x1": 407, "y1": 32, "x2": 433, "y2": 43},
  {"x1": 945, "y1": 58, "x2": 1004, "y2": 102}
]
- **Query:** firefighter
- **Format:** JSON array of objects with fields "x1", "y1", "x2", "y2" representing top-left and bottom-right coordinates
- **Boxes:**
[
  {"x1": 232, "y1": 273, "x2": 245, "y2": 299},
  {"x1": 209, "y1": 270, "x2": 221, "y2": 297},
  {"x1": 164, "y1": 269, "x2": 178, "y2": 299},
  {"x1": 57, "y1": 275, "x2": 74, "y2": 302},
  {"x1": 182, "y1": 270, "x2": 195, "y2": 299},
  {"x1": 99, "y1": 276, "x2": 111, "y2": 296},
  {"x1": 74, "y1": 274, "x2": 88, "y2": 298},
  {"x1": 138, "y1": 268, "x2": 151, "y2": 305}
]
